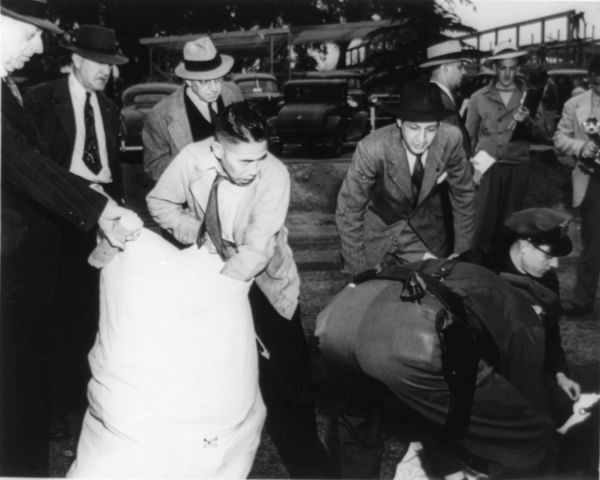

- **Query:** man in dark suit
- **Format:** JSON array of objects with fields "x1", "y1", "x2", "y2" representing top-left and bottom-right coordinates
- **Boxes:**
[
  {"x1": 0, "y1": 4, "x2": 141, "y2": 475},
  {"x1": 24, "y1": 24, "x2": 130, "y2": 439},
  {"x1": 336, "y1": 81, "x2": 476, "y2": 275},
  {"x1": 420, "y1": 39, "x2": 473, "y2": 157}
]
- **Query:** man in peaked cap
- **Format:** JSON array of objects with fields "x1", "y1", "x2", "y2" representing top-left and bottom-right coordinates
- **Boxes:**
[
  {"x1": 143, "y1": 35, "x2": 243, "y2": 182},
  {"x1": 420, "y1": 39, "x2": 473, "y2": 157},
  {"x1": 24, "y1": 23, "x2": 131, "y2": 441},
  {"x1": 336, "y1": 80, "x2": 475, "y2": 276},
  {"x1": 0, "y1": 3, "x2": 141, "y2": 475}
]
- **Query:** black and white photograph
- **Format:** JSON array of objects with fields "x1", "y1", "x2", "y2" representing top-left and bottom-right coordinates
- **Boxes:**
[{"x1": 1, "y1": 0, "x2": 600, "y2": 478}]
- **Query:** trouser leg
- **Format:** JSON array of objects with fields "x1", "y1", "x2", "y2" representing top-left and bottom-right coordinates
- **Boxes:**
[
  {"x1": 329, "y1": 370, "x2": 385, "y2": 479},
  {"x1": 249, "y1": 283, "x2": 332, "y2": 479},
  {"x1": 572, "y1": 178, "x2": 600, "y2": 309}
]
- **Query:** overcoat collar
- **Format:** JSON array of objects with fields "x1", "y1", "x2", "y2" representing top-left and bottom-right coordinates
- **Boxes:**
[{"x1": 167, "y1": 86, "x2": 194, "y2": 153}]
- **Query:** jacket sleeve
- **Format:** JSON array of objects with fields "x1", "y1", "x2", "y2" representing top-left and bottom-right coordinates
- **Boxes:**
[
  {"x1": 2, "y1": 115, "x2": 107, "y2": 231},
  {"x1": 221, "y1": 159, "x2": 291, "y2": 281},
  {"x1": 465, "y1": 93, "x2": 481, "y2": 154},
  {"x1": 146, "y1": 147, "x2": 202, "y2": 243},
  {"x1": 142, "y1": 106, "x2": 175, "y2": 182},
  {"x1": 445, "y1": 132, "x2": 476, "y2": 253},
  {"x1": 335, "y1": 140, "x2": 379, "y2": 274},
  {"x1": 553, "y1": 99, "x2": 587, "y2": 157}
]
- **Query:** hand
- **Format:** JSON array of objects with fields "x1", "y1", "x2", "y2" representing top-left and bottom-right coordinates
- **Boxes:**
[
  {"x1": 513, "y1": 105, "x2": 530, "y2": 123},
  {"x1": 97, "y1": 203, "x2": 143, "y2": 250},
  {"x1": 556, "y1": 372, "x2": 581, "y2": 401},
  {"x1": 580, "y1": 141, "x2": 599, "y2": 159},
  {"x1": 422, "y1": 252, "x2": 437, "y2": 261}
]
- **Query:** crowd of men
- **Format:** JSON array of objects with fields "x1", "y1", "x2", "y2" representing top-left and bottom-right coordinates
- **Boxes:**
[{"x1": 1, "y1": 0, "x2": 600, "y2": 478}]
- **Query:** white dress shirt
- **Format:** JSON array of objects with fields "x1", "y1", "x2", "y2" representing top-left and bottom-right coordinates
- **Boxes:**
[{"x1": 68, "y1": 73, "x2": 112, "y2": 183}]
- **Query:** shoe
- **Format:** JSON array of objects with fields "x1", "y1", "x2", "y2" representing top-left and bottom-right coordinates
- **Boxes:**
[
  {"x1": 393, "y1": 442, "x2": 430, "y2": 480},
  {"x1": 557, "y1": 392, "x2": 600, "y2": 434},
  {"x1": 562, "y1": 301, "x2": 594, "y2": 317}
]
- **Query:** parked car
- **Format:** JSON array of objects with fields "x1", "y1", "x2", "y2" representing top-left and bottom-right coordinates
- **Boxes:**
[
  {"x1": 298, "y1": 70, "x2": 369, "y2": 110},
  {"x1": 271, "y1": 79, "x2": 369, "y2": 157},
  {"x1": 230, "y1": 72, "x2": 283, "y2": 117},
  {"x1": 121, "y1": 82, "x2": 178, "y2": 153}
]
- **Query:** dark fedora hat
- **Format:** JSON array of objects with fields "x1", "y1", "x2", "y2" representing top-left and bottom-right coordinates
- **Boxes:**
[
  {"x1": 1, "y1": 0, "x2": 62, "y2": 34},
  {"x1": 389, "y1": 81, "x2": 453, "y2": 122},
  {"x1": 505, "y1": 208, "x2": 572, "y2": 257},
  {"x1": 61, "y1": 24, "x2": 128, "y2": 65}
]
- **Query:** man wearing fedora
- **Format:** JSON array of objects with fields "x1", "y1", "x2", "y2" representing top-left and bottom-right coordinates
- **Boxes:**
[
  {"x1": 336, "y1": 81, "x2": 475, "y2": 275},
  {"x1": 143, "y1": 35, "x2": 243, "y2": 182},
  {"x1": 24, "y1": 23, "x2": 130, "y2": 440},
  {"x1": 420, "y1": 39, "x2": 473, "y2": 157},
  {"x1": 0, "y1": 3, "x2": 141, "y2": 475},
  {"x1": 465, "y1": 41, "x2": 548, "y2": 248}
]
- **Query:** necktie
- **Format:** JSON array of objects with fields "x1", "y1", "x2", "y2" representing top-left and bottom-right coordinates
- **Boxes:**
[
  {"x1": 5, "y1": 76, "x2": 23, "y2": 106},
  {"x1": 208, "y1": 102, "x2": 218, "y2": 124},
  {"x1": 83, "y1": 92, "x2": 102, "y2": 174},
  {"x1": 412, "y1": 153, "x2": 424, "y2": 205},
  {"x1": 197, "y1": 174, "x2": 226, "y2": 259}
]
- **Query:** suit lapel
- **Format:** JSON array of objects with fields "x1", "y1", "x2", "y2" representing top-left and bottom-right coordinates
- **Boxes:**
[
  {"x1": 54, "y1": 80, "x2": 76, "y2": 150},
  {"x1": 418, "y1": 134, "x2": 445, "y2": 204},
  {"x1": 168, "y1": 88, "x2": 193, "y2": 152},
  {"x1": 385, "y1": 126, "x2": 414, "y2": 202}
]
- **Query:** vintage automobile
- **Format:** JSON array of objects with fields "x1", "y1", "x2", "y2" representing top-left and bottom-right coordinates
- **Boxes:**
[
  {"x1": 271, "y1": 79, "x2": 370, "y2": 157},
  {"x1": 230, "y1": 72, "x2": 283, "y2": 117},
  {"x1": 297, "y1": 69, "x2": 369, "y2": 110},
  {"x1": 120, "y1": 81, "x2": 178, "y2": 153}
]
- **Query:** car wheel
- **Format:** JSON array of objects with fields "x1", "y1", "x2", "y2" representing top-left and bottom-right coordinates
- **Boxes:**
[{"x1": 325, "y1": 132, "x2": 343, "y2": 157}]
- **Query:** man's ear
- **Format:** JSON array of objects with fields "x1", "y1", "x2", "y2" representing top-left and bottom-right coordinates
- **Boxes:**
[
  {"x1": 72, "y1": 53, "x2": 82, "y2": 69},
  {"x1": 211, "y1": 140, "x2": 224, "y2": 160},
  {"x1": 396, "y1": 119, "x2": 403, "y2": 129}
]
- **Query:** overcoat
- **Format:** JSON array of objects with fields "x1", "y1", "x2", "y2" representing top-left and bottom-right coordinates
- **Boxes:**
[{"x1": 142, "y1": 83, "x2": 243, "y2": 181}]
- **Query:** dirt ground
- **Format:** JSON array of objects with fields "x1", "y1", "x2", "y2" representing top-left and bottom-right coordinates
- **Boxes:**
[{"x1": 50, "y1": 148, "x2": 600, "y2": 478}]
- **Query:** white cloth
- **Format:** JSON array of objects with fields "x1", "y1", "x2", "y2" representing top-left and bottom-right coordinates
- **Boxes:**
[
  {"x1": 68, "y1": 73, "x2": 112, "y2": 183},
  {"x1": 68, "y1": 229, "x2": 265, "y2": 478}
]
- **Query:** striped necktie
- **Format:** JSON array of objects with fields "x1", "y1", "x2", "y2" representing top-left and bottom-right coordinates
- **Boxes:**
[
  {"x1": 412, "y1": 153, "x2": 424, "y2": 205},
  {"x1": 83, "y1": 92, "x2": 102, "y2": 174},
  {"x1": 197, "y1": 174, "x2": 226, "y2": 259}
]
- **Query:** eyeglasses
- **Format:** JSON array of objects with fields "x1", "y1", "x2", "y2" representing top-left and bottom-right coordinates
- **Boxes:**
[{"x1": 193, "y1": 78, "x2": 224, "y2": 88}]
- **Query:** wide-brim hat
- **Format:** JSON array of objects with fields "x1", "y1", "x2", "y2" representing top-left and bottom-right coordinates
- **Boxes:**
[
  {"x1": 387, "y1": 81, "x2": 453, "y2": 122},
  {"x1": 175, "y1": 36, "x2": 233, "y2": 80},
  {"x1": 487, "y1": 41, "x2": 528, "y2": 62},
  {"x1": 1, "y1": 0, "x2": 62, "y2": 34},
  {"x1": 505, "y1": 208, "x2": 572, "y2": 257},
  {"x1": 61, "y1": 24, "x2": 128, "y2": 65},
  {"x1": 419, "y1": 39, "x2": 473, "y2": 68}
]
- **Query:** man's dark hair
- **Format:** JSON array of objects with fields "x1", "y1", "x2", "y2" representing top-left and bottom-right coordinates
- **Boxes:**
[
  {"x1": 589, "y1": 55, "x2": 600, "y2": 76},
  {"x1": 215, "y1": 101, "x2": 268, "y2": 144}
]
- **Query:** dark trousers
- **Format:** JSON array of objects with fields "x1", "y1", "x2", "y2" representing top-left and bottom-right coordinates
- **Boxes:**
[
  {"x1": 0, "y1": 230, "x2": 60, "y2": 476},
  {"x1": 248, "y1": 283, "x2": 333, "y2": 479},
  {"x1": 474, "y1": 161, "x2": 530, "y2": 247},
  {"x1": 572, "y1": 176, "x2": 600, "y2": 309},
  {"x1": 51, "y1": 227, "x2": 100, "y2": 426}
]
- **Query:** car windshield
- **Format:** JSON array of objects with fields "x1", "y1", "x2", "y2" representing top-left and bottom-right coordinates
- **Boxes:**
[
  {"x1": 285, "y1": 84, "x2": 345, "y2": 103},
  {"x1": 236, "y1": 79, "x2": 279, "y2": 94}
]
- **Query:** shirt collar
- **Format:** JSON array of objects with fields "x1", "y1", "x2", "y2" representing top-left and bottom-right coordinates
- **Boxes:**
[
  {"x1": 69, "y1": 72, "x2": 92, "y2": 102},
  {"x1": 432, "y1": 81, "x2": 453, "y2": 103}
]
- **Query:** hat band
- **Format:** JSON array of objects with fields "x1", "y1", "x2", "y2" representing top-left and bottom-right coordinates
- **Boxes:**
[
  {"x1": 493, "y1": 48, "x2": 518, "y2": 56},
  {"x1": 184, "y1": 56, "x2": 222, "y2": 72},
  {"x1": 72, "y1": 39, "x2": 118, "y2": 55},
  {"x1": 424, "y1": 52, "x2": 466, "y2": 63}
]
